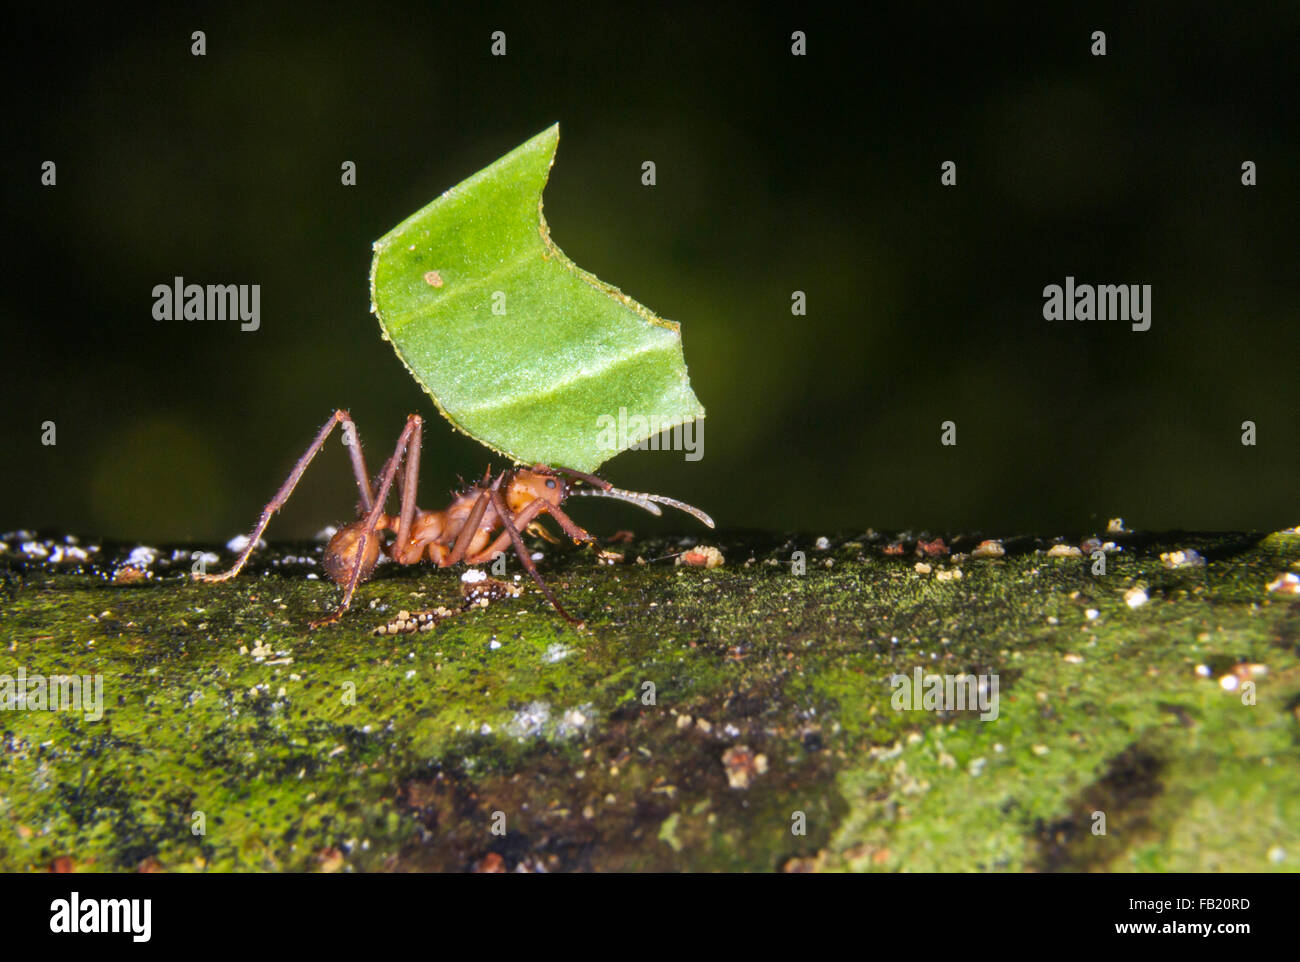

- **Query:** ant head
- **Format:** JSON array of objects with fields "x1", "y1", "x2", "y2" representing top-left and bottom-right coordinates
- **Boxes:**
[{"x1": 507, "y1": 468, "x2": 567, "y2": 514}]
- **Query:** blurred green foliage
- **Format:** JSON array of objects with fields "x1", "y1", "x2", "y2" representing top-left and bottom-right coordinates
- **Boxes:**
[{"x1": 3, "y1": 4, "x2": 1296, "y2": 541}]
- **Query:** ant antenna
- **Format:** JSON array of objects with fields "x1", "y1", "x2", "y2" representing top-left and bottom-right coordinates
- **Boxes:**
[
  {"x1": 549, "y1": 466, "x2": 612, "y2": 491},
  {"x1": 573, "y1": 485, "x2": 715, "y2": 529}
]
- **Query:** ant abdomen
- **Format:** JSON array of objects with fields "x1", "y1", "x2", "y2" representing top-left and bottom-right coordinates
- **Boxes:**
[{"x1": 322, "y1": 520, "x2": 383, "y2": 586}]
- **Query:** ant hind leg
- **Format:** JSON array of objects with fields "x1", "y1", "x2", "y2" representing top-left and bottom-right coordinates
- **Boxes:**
[
  {"x1": 310, "y1": 414, "x2": 422, "y2": 628},
  {"x1": 196, "y1": 409, "x2": 373, "y2": 583}
]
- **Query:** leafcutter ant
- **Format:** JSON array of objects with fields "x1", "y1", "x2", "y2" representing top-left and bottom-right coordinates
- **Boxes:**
[{"x1": 193, "y1": 410, "x2": 713, "y2": 627}]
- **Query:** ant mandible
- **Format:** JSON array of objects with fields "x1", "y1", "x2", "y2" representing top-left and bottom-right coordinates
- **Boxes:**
[{"x1": 193, "y1": 410, "x2": 713, "y2": 627}]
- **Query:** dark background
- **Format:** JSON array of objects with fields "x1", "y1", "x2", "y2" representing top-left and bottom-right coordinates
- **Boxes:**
[{"x1": 4, "y1": 3, "x2": 1296, "y2": 542}]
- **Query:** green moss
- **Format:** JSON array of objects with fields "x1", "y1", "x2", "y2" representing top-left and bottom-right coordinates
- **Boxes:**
[{"x1": 0, "y1": 528, "x2": 1297, "y2": 871}]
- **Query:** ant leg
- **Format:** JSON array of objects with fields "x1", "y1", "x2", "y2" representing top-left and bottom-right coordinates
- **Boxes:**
[
  {"x1": 489, "y1": 485, "x2": 582, "y2": 625},
  {"x1": 463, "y1": 497, "x2": 550, "y2": 565},
  {"x1": 197, "y1": 409, "x2": 372, "y2": 583},
  {"x1": 391, "y1": 416, "x2": 423, "y2": 551},
  {"x1": 525, "y1": 521, "x2": 563, "y2": 545},
  {"x1": 343, "y1": 420, "x2": 376, "y2": 515},
  {"x1": 310, "y1": 414, "x2": 422, "y2": 628},
  {"x1": 442, "y1": 477, "x2": 498, "y2": 567},
  {"x1": 543, "y1": 503, "x2": 597, "y2": 546}
]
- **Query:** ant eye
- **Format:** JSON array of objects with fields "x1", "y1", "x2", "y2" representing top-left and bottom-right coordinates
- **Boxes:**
[{"x1": 545, "y1": 479, "x2": 556, "y2": 489}]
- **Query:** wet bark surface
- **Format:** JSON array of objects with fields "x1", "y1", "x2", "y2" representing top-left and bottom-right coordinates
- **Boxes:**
[{"x1": 1, "y1": 527, "x2": 1297, "y2": 872}]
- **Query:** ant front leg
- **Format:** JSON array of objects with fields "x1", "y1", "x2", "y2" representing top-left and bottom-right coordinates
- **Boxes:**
[
  {"x1": 488, "y1": 485, "x2": 582, "y2": 625},
  {"x1": 544, "y1": 503, "x2": 596, "y2": 547},
  {"x1": 311, "y1": 414, "x2": 423, "y2": 629},
  {"x1": 196, "y1": 409, "x2": 374, "y2": 584},
  {"x1": 462, "y1": 496, "x2": 551, "y2": 565}
]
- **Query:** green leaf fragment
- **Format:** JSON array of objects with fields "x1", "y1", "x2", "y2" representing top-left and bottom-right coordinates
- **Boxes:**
[{"x1": 370, "y1": 124, "x2": 705, "y2": 474}]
